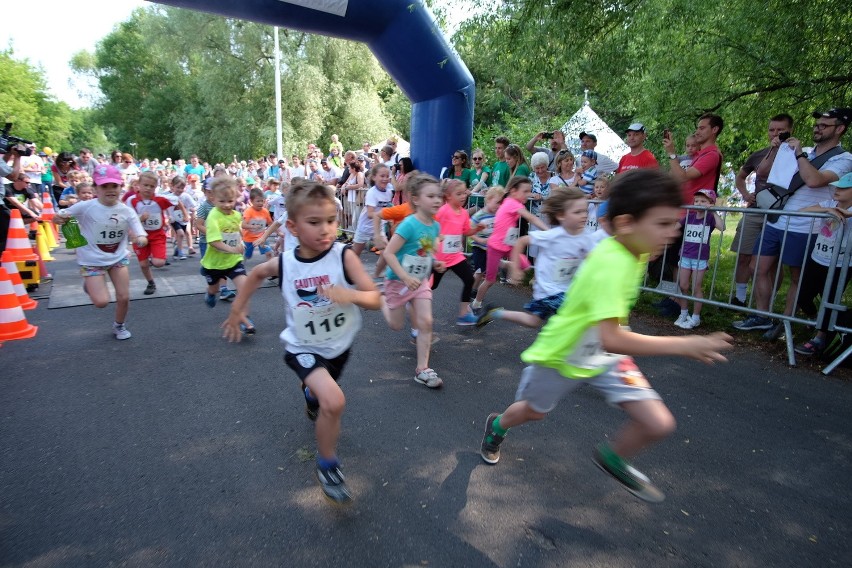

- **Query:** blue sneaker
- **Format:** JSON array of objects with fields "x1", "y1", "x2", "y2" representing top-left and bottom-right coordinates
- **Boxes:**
[
  {"x1": 204, "y1": 293, "x2": 217, "y2": 308},
  {"x1": 732, "y1": 315, "x2": 773, "y2": 331},
  {"x1": 239, "y1": 316, "x2": 256, "y2": 335},
  {"x1": 219, "y1": 288, "x2": 237, "y2": 301},
  {"x1": 456, "y1": 311, "x2": 478, "y2": 326}
]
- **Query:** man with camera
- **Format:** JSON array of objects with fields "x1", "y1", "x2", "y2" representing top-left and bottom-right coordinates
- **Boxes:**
[
  {"x1": 525, "y1": 129, "x2": 568, "y2": 171},
  {"x1": 727, "y1": 113, "x2": 795, "y2": 308},
  {"x1": 734, "y1": 107, "x2": 852, "y2": 333},
  {"x1": 663, "y1": 113, "x2": 724, "y2": 205}
]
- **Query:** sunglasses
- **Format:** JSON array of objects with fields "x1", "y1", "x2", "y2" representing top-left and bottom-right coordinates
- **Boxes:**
[
  {"x1": 452, "y1": 155, "x2": 463, "y2": 159},
  {"x1": 472, "y1": 157, "x2": 483, "y2": 161}
]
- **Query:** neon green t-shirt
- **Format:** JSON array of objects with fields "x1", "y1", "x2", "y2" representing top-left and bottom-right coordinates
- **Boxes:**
[
  {"x1": 521, "y1": 237, "x2": 647, "y2": 379},
  {"x1": 200, "y1": 207, "x2": 243, "y2": 270}
]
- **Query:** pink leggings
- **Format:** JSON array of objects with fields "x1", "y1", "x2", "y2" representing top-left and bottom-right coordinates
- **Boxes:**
[{"x1": 485, "y1": 244, "x2": 530, "y2": 282}]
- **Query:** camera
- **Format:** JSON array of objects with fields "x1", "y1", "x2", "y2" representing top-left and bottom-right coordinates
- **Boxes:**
[
  {"x1": 541, "y1": 132, "x2": 553, "y2": 139},
  {"x1": 0, "y1": 123, "x2": 33, "y2": 156},
  {"x1": 778, "y1": 132, "x2": 791, "y2": 142}
]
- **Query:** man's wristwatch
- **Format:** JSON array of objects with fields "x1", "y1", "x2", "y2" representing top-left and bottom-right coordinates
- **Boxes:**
[
  {"x1": 669, "y1": 153, "x2": 678, "y2": 160},
  {"x1": 796, "y1": 152, "x2": 808, "y2": 160}
]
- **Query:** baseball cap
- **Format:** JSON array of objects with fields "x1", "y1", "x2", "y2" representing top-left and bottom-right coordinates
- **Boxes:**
[
  {"x1": 829, "y1": 172, "x2": 852, "y2": 189},
  {"x1": 187, "y1": 174, "x2": 200, "y2": 181},
  {"x1": 625, "y1": 122, "x2": 646, "y2": 133},
  {"x1": 92, "y1": 165, "x2": 124, "y2": 186},
  {"x1": 695, "y1": 189, "x2": 717, "y2": 201},
  {"x1": 812, "y1": 107, "x2": 852, "y2": 126},
  {"x1": 579, "y1": 131, "x2": 597, "y2": 142},
  {"x1": 581, "y1": 150, "x2": 598, "y2": 161},
  {"x1": 246, "y1": 177, "x2": 256, "y2": 185},
  {"x1": 320, "y1": 158, "x2": 328, "y2": 163}
]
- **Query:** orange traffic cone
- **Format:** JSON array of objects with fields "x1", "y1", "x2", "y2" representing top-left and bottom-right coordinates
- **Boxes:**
[
  {"x1": 1, "y1": 261, "x2": 37, "y2": 310},
  {"x1": 0, "y1": 210, "x2": 38, "y2": 263},
  {"x1": 34, "y1": 223, "x2": 55, "y2": 262},
  {"x1": 40, "y1": 221, "x2": 58, "y2": 250},
  {"x1": 0, "y1": 267, "x2": 37, "y2": 341},
  {"x1": 40, "y1": 191, "x2": 55, "y2": 221}
]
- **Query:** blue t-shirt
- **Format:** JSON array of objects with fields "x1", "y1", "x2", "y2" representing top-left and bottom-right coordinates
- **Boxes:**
[{"x1": 386, "y1": 215, "x2": 440, "y2": 281}]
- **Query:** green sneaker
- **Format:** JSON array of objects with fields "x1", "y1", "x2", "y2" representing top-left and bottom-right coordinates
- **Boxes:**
[
  {"x1": 480, "y1": 412, "x2": 504, "y2": 464},
  {"x1": 593, "y1": 444, "x2": 665, "y2": 503}
]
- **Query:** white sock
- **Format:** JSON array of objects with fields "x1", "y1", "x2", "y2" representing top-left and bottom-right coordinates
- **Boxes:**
[
  {"x1": 736, "y1": 283, "x2": 748, "y2": 302},
  {"x1": 680, "y1": 310, "x2": 688, "y2": 317},
  {"x1": 471, "y1": 300, "x2": 482, "y2": 309}
]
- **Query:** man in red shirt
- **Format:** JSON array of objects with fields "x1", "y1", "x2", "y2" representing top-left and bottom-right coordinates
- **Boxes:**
[
  {"x1": 664, "y1": 114, "x2": 724, "y2": 204},
  {"x1": 617, "y1": 123, "x2": 659, "y2": 173}
]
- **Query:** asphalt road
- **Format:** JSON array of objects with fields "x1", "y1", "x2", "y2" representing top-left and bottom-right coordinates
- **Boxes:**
[{"x1": 1, "y1": 247, "x2": 850, "y2": 567}]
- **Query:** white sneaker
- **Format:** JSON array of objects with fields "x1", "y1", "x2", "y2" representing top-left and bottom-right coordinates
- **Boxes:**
[
  {"x1": 689, "y1": 315, "x2": 701, "y2": 328},
  {"x1": 674, "y1": 313, "x2": 694, "y2": 329},
  {"x1": 414, "y1": 368, "x2": 443, "y2": 389},
  {"x1": 112, "y1": 322, "x2": 132, "y2": 340}
]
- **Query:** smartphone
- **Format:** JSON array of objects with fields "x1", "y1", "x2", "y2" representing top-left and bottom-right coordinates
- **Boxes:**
[
  {"x1": 541, "y1": 132, "x2": 553, "y2": 139},
  {"x1": 663, "y1": 128, "x2": 671, "y2": 139}
]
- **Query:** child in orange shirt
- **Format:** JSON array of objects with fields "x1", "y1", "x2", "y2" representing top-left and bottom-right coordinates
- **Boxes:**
[{"x1": 241, "y1": 188, "x2": 273, "y2": 261}]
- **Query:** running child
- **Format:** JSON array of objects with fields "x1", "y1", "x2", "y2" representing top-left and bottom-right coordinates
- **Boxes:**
[
  {"x1": 241, "y1": 188, "x2": 273, "y2": 261},
  {"x1": 674, "y1": 189, "x2": 725, "y2": 329},
  {"x1": 470, "y1": 176, "x2": 549, "y2": 311},
  {"x1": 432, "y1": 179, "x2": 486, "y2": 325},
  {"x1": 350, "y1": 163, "x2": 394, "y2": 258},
  {"x1": 126, "y1": 171, "x2": 187, "y2": 295},
  {"x1": 222, "y1": 181, "x2": 381, "y2": 504},
  {"x1": 195, "y1": 181, "x2": 234, "y2": 301},
  {"x1": 200, "y1": 177, "x2": 251, "y2": 325},
  {"x1": 52, "y1": 165, "x2": 148, "y2": 340},
  {"x1": 477, "y1": 188, "x2": 593, "y2": 329},
  {"x1": 167, "y1": 175, "x2": 198, "y2": 260},
  {"x1": 381, "y1": 171, "x2": 447, "y2": 388},
  {"x1": 479, "y1": 169, "x2": 732, "y2": 503},
  {"x1": 469, "y1": 186, "x2": 504, "y2": 295}
]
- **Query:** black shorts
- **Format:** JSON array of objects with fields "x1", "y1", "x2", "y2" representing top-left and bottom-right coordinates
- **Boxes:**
[
  {"x1": 171, "y1": 221, "x2": 188, "y2": 233},
  {"x1": 199, "y1": 262, "x2": 246, "y2": 285},
  {"x1": 284, "y1": 349, "x2": 351, "y2": 383},
  {"x1": 471, "y1": 246, "x2": 487, "y2": 273}
]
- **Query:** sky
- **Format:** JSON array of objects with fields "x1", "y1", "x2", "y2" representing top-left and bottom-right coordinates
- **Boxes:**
[
  {"x1": 1, "y1": 0, "x2": 151, "y2": 109},
  {"x1": 1, "y1": 0, "x2": 473, "y2": 110}
]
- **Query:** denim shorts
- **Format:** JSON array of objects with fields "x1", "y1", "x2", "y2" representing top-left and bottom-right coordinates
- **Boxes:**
[{"x1": 678, "y1": 257, "x2": 709, "y2": 271}]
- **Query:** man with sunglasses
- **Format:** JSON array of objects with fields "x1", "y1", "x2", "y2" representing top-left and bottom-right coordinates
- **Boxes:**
[{"x1": 734, "y1": 107, "x2": 852, "y2": 333}]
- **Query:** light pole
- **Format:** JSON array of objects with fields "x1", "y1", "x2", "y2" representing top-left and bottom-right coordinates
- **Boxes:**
[{"x1": 129, "y1": 142, "x2": 137, "y2": 161}]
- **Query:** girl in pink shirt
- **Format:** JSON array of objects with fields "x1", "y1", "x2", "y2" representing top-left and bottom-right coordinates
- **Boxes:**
[
  {"x1": 432, "y1": 179, "x2": 485, "y2": 325},
  {"x1": 471, "y1": 176, "x2": 549, "y2": 310}
]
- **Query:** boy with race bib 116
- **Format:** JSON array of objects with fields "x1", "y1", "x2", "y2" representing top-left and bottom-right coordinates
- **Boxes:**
[
  {"x1": 478, "y1": 169, "x2": 732, "y2": 503},
  {"x1": 222, "y1": 180, "x2": 381, "y2": 504}
]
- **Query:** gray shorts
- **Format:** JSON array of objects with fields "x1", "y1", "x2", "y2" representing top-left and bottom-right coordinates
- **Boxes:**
[
  {"x1": 729, "y1": 212, "x2": 765, "y2": 254},
  {"x1": 515, "y1": 359, "x2": 662, "y2": 413}
]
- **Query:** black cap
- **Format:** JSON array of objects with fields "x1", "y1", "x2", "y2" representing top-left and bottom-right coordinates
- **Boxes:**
[
  {"x1": 579, "y1": 131, "x2": 597, "y2": 142},
  {"x1": 812, "y1": 107, "x2": 852, "y2": 126}
]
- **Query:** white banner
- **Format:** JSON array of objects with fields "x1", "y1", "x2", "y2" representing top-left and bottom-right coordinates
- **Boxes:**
[{"x1": 277, "y1": 0, "x2": 348, "y2": 17}]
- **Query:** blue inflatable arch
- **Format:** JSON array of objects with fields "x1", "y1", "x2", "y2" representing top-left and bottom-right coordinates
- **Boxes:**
[{"x1": 153, "y1": 0, "x2": 475, "y2": 176}]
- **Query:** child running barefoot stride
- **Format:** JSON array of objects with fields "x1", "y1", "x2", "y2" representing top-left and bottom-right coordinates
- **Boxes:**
[
  {"x1": 200, "y1": 177, "x2": 252, "y2": 330},
  {"x1": 432, "y1": 179, "x2": 486, "y2": 325},
  {"x1": 381, "y1": 172, "x2": 447, "y2": 388},
  {"x1": 471, "y1": 176, "x2": 549, "y2": 311},
  {"x1": 53, "y1": 165, "x2": 148, "y2": 339},
  {"x1": 222, "y1": 181, "x2": 380, "y2": 504},
  {"x1": 479, "y1": 169, "x2": 732, "y2": 503},
  {"x1": 477, "y1": 188, "x2": 593, "y2": 329}
]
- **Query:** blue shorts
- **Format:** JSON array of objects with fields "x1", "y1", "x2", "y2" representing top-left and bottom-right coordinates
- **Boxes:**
[
  {"x1": 679, "y1": 257, "x2": 709, "y2": 271},
  {"x1": 524, "y1": 292, "x2": 565, "y2": 320},
  {"x1": 243, "y1": 240, "x2": 271, "y2": 259},
  {"x1": 752, "y1": 225, "x2": 815, "y2": 267}
]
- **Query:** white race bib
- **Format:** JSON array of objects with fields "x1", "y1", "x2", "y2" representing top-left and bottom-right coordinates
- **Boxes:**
[
  {"x1": 221, "y1": 231, "x2": 241, "y2": 247},
  {"x1": 401, "y1": 254, "x2": 431, "y2": 278},
  {"x1": 812, "y1": 222, "x2": 845, "y2": 265},
  {"x1": 94, "y1": 223, "x2": 125, "y2": 253},
  {"x1": 442, "y1": 234, "x2": 463, "y2": 254},
  {"x1": 293, "y1": 304, "x2": 350, "y2": 345},
  {"x1": 503, "y1": 227, "x2": 520, "y2": 246},
  {"x1": 552, "y1": 258, "x2": 581, "y2": 285},
  {"x1": 143, "y1": 215, "x2": 162, "y2": 230},
  {"x1": 171, "y1": 208, "x2": 184, "y2": 223},
  {"x1": 683, "y1": 223, "x2": 710, "y2": 244},
  {"x1": 565, "y1": 326, "x2": 621, "y2": 370}
]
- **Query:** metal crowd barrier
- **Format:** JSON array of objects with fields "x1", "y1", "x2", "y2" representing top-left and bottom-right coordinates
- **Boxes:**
[
  {"x1": 817, "y1": 227, "x2": 852, "y2": 375},
  {"x1": 638, "y1": 205, "x2": 847, "y2": 369}
]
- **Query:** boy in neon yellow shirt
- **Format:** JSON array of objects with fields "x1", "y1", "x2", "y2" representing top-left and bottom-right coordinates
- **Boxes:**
[{"x1": 479, "y1": 169, "x2": 732, "y2": 502}]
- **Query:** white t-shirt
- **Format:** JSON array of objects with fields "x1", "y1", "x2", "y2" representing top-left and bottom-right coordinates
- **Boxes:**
[
  {"x1": 528, "y1": 227, "x2": 594, "y2": 298},
  {"x1": 60, "y1": 200, "x2": 144, "y2": 266},
  {"x1": 21, "y1": 155, "x2": 44, "y2": 185},
  {"x1": 355, "y1": 184, "x2": 394, "y2": 235},
  {"x1": 169, "y1": 192, "x2": 197, "y2": 223},
  {"x1": 768, "y1": 146, "x2": 852, "y2": 234}
]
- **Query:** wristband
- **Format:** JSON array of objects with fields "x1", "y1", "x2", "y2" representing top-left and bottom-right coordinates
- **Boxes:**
[{"x1": 796, "y1": 152, "x2": 808, "y2": 160}]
